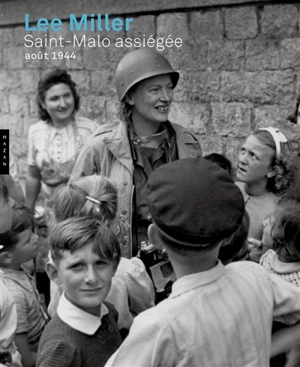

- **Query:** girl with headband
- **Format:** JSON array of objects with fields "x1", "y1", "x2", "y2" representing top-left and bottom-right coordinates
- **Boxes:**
[{"x1": 236, "y1": 126, "x2": 294, "y2": 262}]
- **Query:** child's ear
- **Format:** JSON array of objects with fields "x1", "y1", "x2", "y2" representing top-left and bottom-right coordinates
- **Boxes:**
[
  {"x1": 219, "y1": 232, "x2": 235, "y2": 247},
  {"x1": 148, "y1": 224, "x2": 164, "y2": 250},
  {"x1": 45, "y1": 262, "x2": 62, "y2": 286},
  {"x1": 0, "y1": 250, "x2": 13, "y2": 264}
]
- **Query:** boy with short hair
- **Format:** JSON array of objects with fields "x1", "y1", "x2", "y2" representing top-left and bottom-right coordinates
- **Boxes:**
[
  {"x1": 0, "y1": 205, "x2": 47, "y2": 367},
  {"x1": 37, "y1": 217, "x2": 122, "y2": 367},
  {"x1": 106, "y1": 158, "x2": 300, "y2": 367}
]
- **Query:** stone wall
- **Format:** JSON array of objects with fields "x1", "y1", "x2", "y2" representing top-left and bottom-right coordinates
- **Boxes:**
[{"x1": 0, "y1": 0, "x2": 299, "y2": 187}]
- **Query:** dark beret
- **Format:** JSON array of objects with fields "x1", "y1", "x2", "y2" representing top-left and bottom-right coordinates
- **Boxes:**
[{"x1": 146, "y1": 158, "x2": 245, "y2": 246}]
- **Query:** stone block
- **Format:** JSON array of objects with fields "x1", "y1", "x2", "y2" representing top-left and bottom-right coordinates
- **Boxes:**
[
  {"x1": 65, "y1": 46, "x2": 83, "y2": 69},
  {"x1": 90, "y1": 70, "x2": 116, "y2": 97},
  {"x1": 0, "y1": 94, "x2": 10, "y2": 114},
  {"x1": 211, "y1": 103, "x2": 252, "y2": 138},
  {"x1": 28, "y1": 93, "x2": 39, "y2": 118},
  {"x1": 14, "y1": 26, "x2": 27, "y2": 46},
  {"x1": 222, "y1": 71, "x2": 294, "y2": 104},
  {"x1": 225, "y1": 6, "x2": 258, "y2": 40},
  {"x1": 24, "y1": 47, "x2": 44, "y2": 69},
  {"x1": 179, "y1": 70, "x2": 221, "y2": 103},
  {"x1": 43, "y1": 47, "x2": 66, "y2": 69},
  {"x1": 4, "y1": 47, "x2": 24, "y2": 69},
  {"x1": 105, "y1": 98, "x2": 121, "y2": 123},
  {"x1": 10, "y1": 138, "x2": 27, "y2": 158},
  {"x1": 0, "y1": 28, "x2": 14, "y2": 48},
  {"x1": 0, "y1": 70, "x2": 22, "y2": 91},
  {"x1": 224, "y1": 136, "x2": 244, "y2": 169},
  {"x1": 253, "y1": 105, "x2": 296, "y2": 131},
  {"x1": 108, "y1": 44, "x2": 130, "y2": 69},
  {"x1": 296, "y1": 77, "x2": 300, "y2": 100},
  {"x1": 79, "y1": 95, "x2": 107, "y2": 123},
  {"x1": 0, "y1": 114, "x2": 23, "y2": 137},
  {"x1": 208, "y1": 40, "x2": 244, "y2": 71},
  {"x1": 69, "y1": 70, "x2": 91, "y2": 96},
  {"x1": 157, "y1": 13, "x2": 188, "y2": 40},
  {"x1": 280, "y1": 38, "x2": 300, "y2": 70},
  {"x1": 190, "y1": 10, "x2": 224, "y2": 41},
  {"x1": 49, "y1": 20, "x2": 71, "y2": 40},
  {"x1": 169, "y1": 102, "x2": 210, "y2": 135},
  {"x1": 200, "y1": 134, "x2": 225, "y2": 156},
  {"x1": 82, "y1": 46, "x2": 110, "y2": 70},
  {"x1": 21, "y1": 70, "x2": 41, "y2": 93},
  {"x1": 9, "y1": 93, "x2": 29, "y2": 116},
  {"x1": 245, "y1": 39, "x2": 280, "y2": 71},
  {"x1": 162, "y1": 40, "x2": 207, "y2": 72},
  {"x1": 127, "y1": 15, "x2": 155, "y2": 39},
  {"x1": 261, "y1": 5, "x2": 298, "y2": 38}
]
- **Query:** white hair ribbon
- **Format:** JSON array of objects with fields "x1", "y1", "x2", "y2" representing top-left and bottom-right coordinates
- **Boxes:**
[{"x1": 258, "y1": 127, "x2": 288, "y2": 158}]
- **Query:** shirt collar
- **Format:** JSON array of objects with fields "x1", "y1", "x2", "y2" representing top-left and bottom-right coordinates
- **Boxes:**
[
  {"x1": 271, "y1": 254, "x2": 300, "y2": 273},
  {"x1": 49, "y1": 120, "x2": 74, "y2": 142},
  {"x1": 57, "y1": 293, "x2": 108, "y2": 335},
  {"x1": 170, "y1": 261, "x2": 225, "y2": 298},
  {"x1": 0, "y1": 267, "x2": 33, "y2": 293}
]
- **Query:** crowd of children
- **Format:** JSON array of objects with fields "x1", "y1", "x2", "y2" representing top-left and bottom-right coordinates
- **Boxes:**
[
  {"x1": 1, "y1": 150, "x2": 300, "y2": 367},
  {"x1": 1, "y1": 50, "x2": 299, "y2": 366}
]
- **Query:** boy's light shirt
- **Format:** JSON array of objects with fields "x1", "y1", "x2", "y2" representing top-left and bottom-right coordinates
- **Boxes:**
[
  {"x1": 57, "y1": 293, "x2": 108, "y2": 335},
  {"x1": 105, "y1": 260, "x2": 300, "y2": 367}
]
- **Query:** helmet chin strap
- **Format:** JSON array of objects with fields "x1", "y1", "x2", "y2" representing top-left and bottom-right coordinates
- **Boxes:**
[{"x1": 258, "y1": 127, "x2": 288, "y2": 158}]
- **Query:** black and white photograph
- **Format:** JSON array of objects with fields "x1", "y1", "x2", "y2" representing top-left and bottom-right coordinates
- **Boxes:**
[{"x1": 0, "y1": 1, "x2": 299, "y2": 366}]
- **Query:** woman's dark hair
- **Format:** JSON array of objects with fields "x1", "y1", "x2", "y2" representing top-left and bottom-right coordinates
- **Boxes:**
[
  {"x1": 37, "y1": 69, "x2": 80, "y2": 121},
  {"x1": 253, "y1": 130, "x2": 294, "y2": 195},
  {"x1": 288, "y1": 94, "x2": 300, "y2": 124}
]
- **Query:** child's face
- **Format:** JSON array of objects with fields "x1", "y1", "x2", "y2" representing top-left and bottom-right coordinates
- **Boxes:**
[
  {"x1": 56, "y1": 241, "x2": 115, "y2": 316},
  {"x1": 12, "y1": 228, "x2": 38, "y2": 266}
]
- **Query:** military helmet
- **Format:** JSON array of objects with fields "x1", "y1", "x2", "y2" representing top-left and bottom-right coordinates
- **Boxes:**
[{"x1": 115, "y1": 49, "x2": 180, "y2": 102}]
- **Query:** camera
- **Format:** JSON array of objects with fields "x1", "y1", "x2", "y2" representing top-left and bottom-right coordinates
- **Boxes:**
[{"x1": 138, "y1": 241, "x2": 176, "y2": 303}]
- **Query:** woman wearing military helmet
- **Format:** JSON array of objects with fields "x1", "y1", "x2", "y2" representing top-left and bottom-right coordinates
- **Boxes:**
[{"x1": 71, "y1": 49, "x2": 202, "y2": 258}]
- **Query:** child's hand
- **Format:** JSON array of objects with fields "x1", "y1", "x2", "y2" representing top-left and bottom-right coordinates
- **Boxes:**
[
  {"x1": 34, "y1": 206, "x2": 47, "y2": 228},
  {"x1": 248, "y1": 238, "x2": 262, "y2": 263}
]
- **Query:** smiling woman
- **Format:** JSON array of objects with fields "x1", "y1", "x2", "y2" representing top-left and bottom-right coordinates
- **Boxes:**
[
  {"x1": 25, "y1": 69, "x2": 98, "y2": 274},
  {"x1": 236, "y1": 127, "x2": 294, "y2": 261},
  {"x1": 70, "y1": 49, "x2": 202, "y2": 263}
]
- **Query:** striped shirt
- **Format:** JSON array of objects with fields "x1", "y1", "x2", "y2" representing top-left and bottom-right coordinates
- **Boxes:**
[
  {"x1": 0, "y1": 267, "x2": 47, "y2": 350},
  {"x1": 27, "y1": 116, "x2": 98, "y2": 168},
  {"x1": 106, "y1": 261, "x2": 300, "y2": 367}
]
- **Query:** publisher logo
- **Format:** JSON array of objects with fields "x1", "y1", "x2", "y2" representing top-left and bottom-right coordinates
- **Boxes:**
[{"x1": 0, "y1": 130, "x2": 9, "y2": 175}]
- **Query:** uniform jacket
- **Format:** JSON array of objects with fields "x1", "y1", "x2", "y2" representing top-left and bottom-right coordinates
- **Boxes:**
[{"x1": 70, "y1": 120, "x2": 202, "y2": 257}]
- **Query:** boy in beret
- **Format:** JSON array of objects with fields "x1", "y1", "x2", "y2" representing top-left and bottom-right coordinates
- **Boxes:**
[{"x1": 105, "y1": 158, "x2": 300, "y2": 367}]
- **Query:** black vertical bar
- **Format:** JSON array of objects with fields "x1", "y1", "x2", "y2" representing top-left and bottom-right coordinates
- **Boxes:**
[{"x1": 0, "y1": 130, "x2": 9, "y2": 175}]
